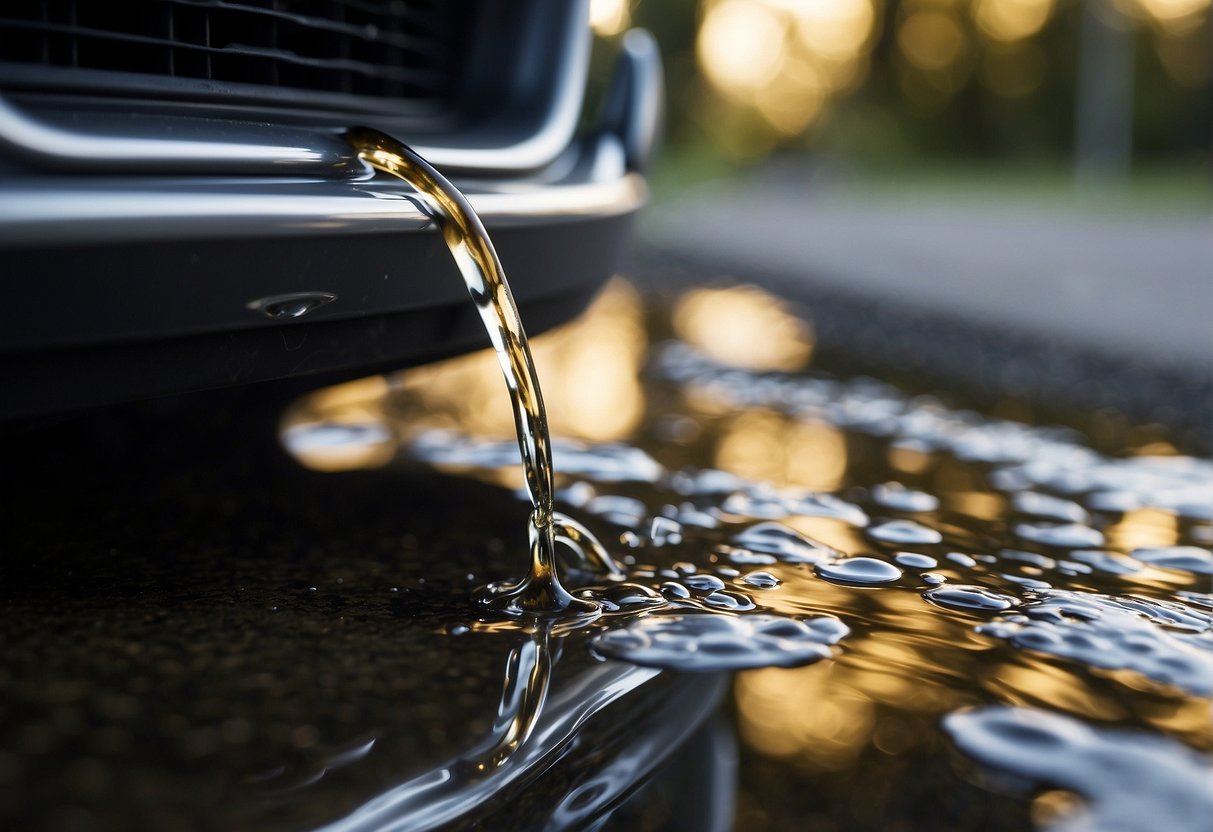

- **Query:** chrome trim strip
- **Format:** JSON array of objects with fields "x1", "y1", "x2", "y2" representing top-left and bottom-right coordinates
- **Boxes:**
[
  {"x1": 0, "y1": 172, "x2": 647, "y2": 247},
  {"x1": 0, "y1": 96, "x2": 365, "y2": 176}
]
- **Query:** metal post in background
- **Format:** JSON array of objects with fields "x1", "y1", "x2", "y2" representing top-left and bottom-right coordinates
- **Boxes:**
[{"x1": 1074, "y1": 0, "x2": 1136, "y2": 188}]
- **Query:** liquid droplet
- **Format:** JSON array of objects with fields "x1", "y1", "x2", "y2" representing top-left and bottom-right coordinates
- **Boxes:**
[
  {"x1": 659, "y1": 581, "x2": 691, "y2": 600},
  {"x1": 648, "y1": 517, "x2": 683, "y2": 547},
  {"x1": 1015, "y1": 522, "x2": 1105, "y2": 549},
  {"x1": 700, "y1": 590, "x2": 756, "y2": 611},
  {"x1": 1131, "y1": 546, "x2": 1213, "y2": 575},
  {"x1": 576, "y1": 583, "x2": 664, "y2": 614},
  {"x1": 590, "y1": 613, "x2": 849, "y2": 672},
  {"x1": 683, "y1": 574, "x2": 726, "y2": 593},
  {"x1": 740, "y1": 571, "x2": 781, "y2": 589},
  {"x1": 947, "y1": 552, "x2": 979, "y2": 568},
  {"x1": 816, "y1": 557, "x2": 903, "y2": 585},
  {"x1": 583, "y1": 495, "x2": 647, "y2": 526},
  {"x1": 248, "y1": 291, "x2": 337, "y2": 319},
  {"x1": 733, "y1": 522, "x2": 837, "y2": 563},
  {"x1": 722, "y1": 547, "x2": 778, "y2": 566},
  {"x1": 1011, "y1": 491, "x2": 1090, "y2": 523},
  {"x1": 923, "y1": 585, "x2": 1017, "y2": 612},
  {"x1": 867, "y1": 520, "x2": 943, "y2": 545},
  {"x1": 1000, "y1": 573, "x2": 1052, "y2": 590},
  {"x1": 722, "y1": 489, "x2": 868, "y2": 526},
  {"x1": 895, "y1": 552, "x2": 938, "y2": 569},
  {"x1": 871, "y1": 482, "x2": 940, "y2": 513}
]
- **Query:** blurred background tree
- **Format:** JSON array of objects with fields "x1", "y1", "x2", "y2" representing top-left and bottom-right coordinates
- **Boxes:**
[{"x1": 592, "y1": 0, "x2": 1210, "y2": 191}]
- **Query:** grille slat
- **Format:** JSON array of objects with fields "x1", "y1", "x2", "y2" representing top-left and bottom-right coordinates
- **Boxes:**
[
  {"x1": 162, "y1": 1, "x2": 442, "y2": 58},
  {"x1": 0, "y1": 0, "x2": 466, "y2": 111},
  {"x1": 0, "y1": 19, "x2": 443, "y2": 87}
]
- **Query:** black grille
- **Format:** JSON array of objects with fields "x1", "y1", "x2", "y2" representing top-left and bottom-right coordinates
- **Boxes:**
[{"x1": 0, "y1": 0, "x2": 467, "y2": 110}]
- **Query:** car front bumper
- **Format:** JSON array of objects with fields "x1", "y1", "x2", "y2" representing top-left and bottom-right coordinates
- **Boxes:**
[{"x1": 0, "y1": 28, "x2": 662, "y2": 418}]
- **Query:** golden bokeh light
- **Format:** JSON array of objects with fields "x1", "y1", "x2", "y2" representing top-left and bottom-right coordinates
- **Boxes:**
[
  {"x1": 1130, "y1": 0, "x2": 1210, "y2": 29},
  {"x1": 696, "y1": 0, "x2": 879, "y2": 139},
  {"x1": 973, "y1": 0, "x2": 1057, "y2": 42},
  {"x1": 888, "y1": 443, "x2": 934, "y2": 474},
  {"x1": 736, "y1": 664, "x2": 877, "y2": 768},
  {"x1": 734, "y1": 597, "x2": 978, "y2": 771},
  {"x1": 279, "y1": 376, "x2": 395, "y2": 471},
  {"x1": 786, "y1": 0, "x2": 878, "y2": 63},
  {"x1": 714, "y1": 411, "x2": 849, "y2": 490},
  {"x1": 672, "y1": 284, "x2": 814, "y2": 371},
  {"x1": 697, "y1": 0, "x2": 789, "y2": 99},
  {"x1": 392, "y1": 278, "x2": 648, "y2": 443},
  {"x1": 1031, "y1": 791, "x2": 1085, "y2": 829},
  {"x1": 788, "y1": 421, "x2": 850, "y2": 491},
  {"x1": 301, "y1": 374, "x2": 390, "y2": 415},
  {"x1": 1139, "y1": 696, "x2": 1213, "y2": 747},
  {"x1": 539, "y1": 279, "x2": 648, "y2": 441},
  {"x1": 943, "y1": 489, "x2": 1006, "y2": 520},
  {"x1": 984, "y1": 661, "x2": 1128, "y2": 721},
  {"x1": 590, "y1": 0, "x2": 632, "y2": 36},
  {"x1": 282, "y1": 278, "x2": 650, "y2": 471},
  {"x1": 690, "y1": 0, "x2": 1210, "y2": 152},
  {"x1": 1105, "y1": 507, "x2": 1180, "y2": 551},
  {"x1": 755, "y1": 57, "x2": 828, "y2": 135},
  {"x1": 898, "y1": 10, "x2": 968, "y2": 72},
  {"x1": 783, "y1": 514, "x2": 870, "y2": 554},
  {"x1": 716, "y1": 409, "x2": 792, "y2": 482}
]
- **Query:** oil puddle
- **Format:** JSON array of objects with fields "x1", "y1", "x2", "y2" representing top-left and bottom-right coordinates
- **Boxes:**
[
  {"x1": 343, "y1": 129, "x2": 838, "y2": 683},
  {"x1": 5, "y1": 263, "x2": 1209, "y2": 829},
  {"x1": 284, "y1": 273, "x2": 1213, "y2": 829}
]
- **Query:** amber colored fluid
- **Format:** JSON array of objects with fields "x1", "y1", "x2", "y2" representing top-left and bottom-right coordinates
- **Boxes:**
[{"x1": 345, "y1": 128, "x2": 596, "y2": 616}]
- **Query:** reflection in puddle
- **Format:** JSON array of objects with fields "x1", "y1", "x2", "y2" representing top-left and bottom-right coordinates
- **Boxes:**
[
  {"x1": 285, "y1": 278, "x2": 1213, "y2": 828},
  {"x1": 311, "y1": 628, "x2": 559, "y2": 831},
  {"x1": 313, "y1": 636, "x2": 717, "y2": 832}
]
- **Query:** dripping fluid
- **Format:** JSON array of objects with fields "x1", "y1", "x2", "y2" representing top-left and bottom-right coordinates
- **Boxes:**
[{"x1": 345, "y1": 128, "x2": 605, "y2": 617}]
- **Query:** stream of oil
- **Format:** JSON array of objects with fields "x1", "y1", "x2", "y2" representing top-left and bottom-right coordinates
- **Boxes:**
[
  {"x1": 346, "y1": 128, "x2": 606, "y2": 617},
  {"x1": 334, "y1": 136, "x2": 847, "y2": 811},
  {"x1": 344, "y1": 131, "x2": 841, "y2": 672},
  {"x1": 335, "y1": 134, "x2": 739, "y2": 817}
]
